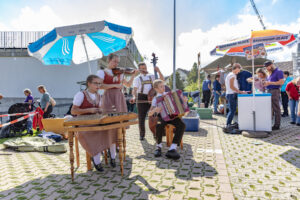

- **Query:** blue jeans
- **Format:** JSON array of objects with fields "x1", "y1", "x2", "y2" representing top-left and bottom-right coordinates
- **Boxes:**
[
  {"x1": 226, "y1": 94, "x2": 237, "y2": 125},
  {"x1": 213, "y1": 91, "x2": 220, "y2": 113},
  {"x1": 289, "y1": 99, "x2": 300, "y2": 123},
  {"x1": 27, "y1": 116, "x2": 33, "y2": 131}
]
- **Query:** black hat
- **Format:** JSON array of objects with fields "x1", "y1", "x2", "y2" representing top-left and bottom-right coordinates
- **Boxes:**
[{"x1": 264, "y1": 61, "x2": 273, "y2": 67}]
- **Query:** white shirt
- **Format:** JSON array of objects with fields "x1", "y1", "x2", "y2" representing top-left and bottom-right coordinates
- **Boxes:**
[
  {"x1": 151, "y1": 92, "x2": 167, "y2": 107},
  {"x1": 73, "y1": 91, "x2": 101, "y2": 107},
  {"x1": 96, "y1": 69, "x2": 124, "y2": 82},
  {"x1": 225, "y1": 72, "x2": 239, "y2": 94},
  {"x1": 133, "y1": 74, "x2": 155, "y2": 94}
]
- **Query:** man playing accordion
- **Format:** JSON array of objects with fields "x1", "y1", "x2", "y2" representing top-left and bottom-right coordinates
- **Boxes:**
[{"x1": 148, "y1": 80, "x2": 186, "y2": 160}]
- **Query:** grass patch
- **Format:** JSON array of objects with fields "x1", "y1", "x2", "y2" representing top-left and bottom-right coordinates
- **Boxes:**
[
  {"x1": 107, "y1": 195, "x2": 119, "y2": 199},
  {"x1": 205, "y1": 194, "x2": 216, "y2": 197},
  {"x1": 17, "y1": 197, "x2": 27, "y2": 200},
  {"x1": 61, "y1": 196, "x2": 72, "y2": 199}
]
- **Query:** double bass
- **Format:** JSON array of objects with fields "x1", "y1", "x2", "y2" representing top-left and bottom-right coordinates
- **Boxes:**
[{"x1": 148, "y1": 53, "x2": 171, "y2": 137}]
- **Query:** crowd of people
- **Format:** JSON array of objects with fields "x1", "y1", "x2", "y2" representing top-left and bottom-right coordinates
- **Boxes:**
[
  {"x1": 1, "y1": 53, "x2": 299, "y2": 172},
  {"x1": 202, "y1": 61, "x2": 300, "y2": 131}
]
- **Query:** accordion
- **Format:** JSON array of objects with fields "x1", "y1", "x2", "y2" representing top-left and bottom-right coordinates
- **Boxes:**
[{"x1": 156, "y1": 90, "x2": 190, "y2": 121}]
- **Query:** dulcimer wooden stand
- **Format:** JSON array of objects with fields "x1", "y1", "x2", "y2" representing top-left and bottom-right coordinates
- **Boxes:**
[{"x1": 63, "y1": 112, "x2": 138, "y2": 182}]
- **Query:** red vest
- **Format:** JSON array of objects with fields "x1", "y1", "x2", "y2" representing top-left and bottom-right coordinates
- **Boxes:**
[
  {"x1": 103, "y1": 71, "x2": 121, "y2": 84},
  {"x1": 79, "y1": 90, "x2": 100, "y2": 109}
]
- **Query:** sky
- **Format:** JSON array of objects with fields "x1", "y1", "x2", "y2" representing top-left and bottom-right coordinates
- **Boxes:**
[{"x1": 0, "y1": 0, "x2": 299, "y2": 76}]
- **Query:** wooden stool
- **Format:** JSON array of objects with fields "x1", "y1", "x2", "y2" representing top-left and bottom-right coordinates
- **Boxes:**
[
  {"x1": 74, "y1": 136, "x2": 108, "y2": 171},
  {"x1": 165, "y1": 124, "x2": 183, "y2": 150}
]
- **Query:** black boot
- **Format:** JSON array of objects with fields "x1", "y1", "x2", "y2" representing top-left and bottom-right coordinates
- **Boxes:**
[
  {"x1": 110, "y1": 159, "x2": 116, "y2": 168},
  {"x1": 165, "y1": 149, "x2": 180, "y2": 160},
  {"x1": 91, "y1": 157, "x2": 104, "y2": 172},
  {"x1": 154, "y1": 148, "x2": 162, "y2": 157}
]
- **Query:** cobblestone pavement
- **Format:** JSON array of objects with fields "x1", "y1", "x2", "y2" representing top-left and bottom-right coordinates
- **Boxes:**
[
  {"x1": 209, "y1": 115, "x2": 300, "y2": 200},
  {"x1": 0, "y1": 115, "x2": 299, "y2": 200}
]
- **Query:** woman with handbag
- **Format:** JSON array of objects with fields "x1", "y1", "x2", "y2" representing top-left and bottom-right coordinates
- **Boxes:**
[{"x1": 37, "y1": 85, "x2": 53, "y2": 118}]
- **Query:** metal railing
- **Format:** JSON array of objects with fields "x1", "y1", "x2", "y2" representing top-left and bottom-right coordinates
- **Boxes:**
[{"x1": 0, "y1": 31, "x2": 47, "y2": 49}]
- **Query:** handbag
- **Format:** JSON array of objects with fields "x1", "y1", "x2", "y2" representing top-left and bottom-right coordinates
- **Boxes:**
[{"x1": 50, "y1": 97, "x2": 56, "y2": 107}]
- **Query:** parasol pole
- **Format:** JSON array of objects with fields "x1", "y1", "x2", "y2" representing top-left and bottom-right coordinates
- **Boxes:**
[
  {"x1": 172, "y1": 0, "x2": 176, "y2": 90},
  {"x1": 81, "y1": 34, "x2": 92, "y2": 74},
  {"x1": 198, "y1": 52, "x2": 201, "y2": 108},
  {"x1": 251, "y1": 37, "x2": 256, "y2": 131}
]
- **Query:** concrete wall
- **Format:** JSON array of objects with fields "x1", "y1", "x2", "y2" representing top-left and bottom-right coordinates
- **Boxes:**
[{"x1": 0, "y1": 56, "x2": 98, "y2": 98}]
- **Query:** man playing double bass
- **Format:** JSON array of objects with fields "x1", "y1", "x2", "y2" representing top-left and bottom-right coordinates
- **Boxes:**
[{"x1": 131, "y1": 62, "x2": 164, "y2": 140}]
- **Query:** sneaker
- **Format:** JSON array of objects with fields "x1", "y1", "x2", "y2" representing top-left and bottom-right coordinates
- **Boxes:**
[
  {"x1": 290, "y1": 122, "x2": 296, "y2": 125},
  {"x1": 231, "y1": 122, "x2": 239, "y2": 129},
  {"x1": 91, "y1": 157, "x2": 104, "y2": 172},
  {"x1": 213, "y1": 111, "x2": 221, "y2": 115},
  {"x1": 272, "y1": 125, "x2": 280, "y2": 131},
  {"x1": 165, "y1": 149, "x2": 180, "y2": 160},
  {"x1": 139, "y1": 136, "x2": 144, "y2": 141},
  {"x1": 154, "y1": 148, "x2": 162, "y2": 157},
  {"x1": 296, "y1": 123, "x2": 300, "y2": 126},
  {"x1": 110, "y1": 159, "x2": 116, "y2": 168}
]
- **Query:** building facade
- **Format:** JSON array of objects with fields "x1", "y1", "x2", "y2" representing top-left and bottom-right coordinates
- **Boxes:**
[{"x1": 0, "y1": 31, "x2": 142, "y2": 116}]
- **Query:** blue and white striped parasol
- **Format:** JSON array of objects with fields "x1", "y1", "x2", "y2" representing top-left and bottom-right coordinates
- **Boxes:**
[{"x1": 28, "y1": 20, "x2": 133, "y2": 73}]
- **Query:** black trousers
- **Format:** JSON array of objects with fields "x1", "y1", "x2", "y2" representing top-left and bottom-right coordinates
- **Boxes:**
[
  {"x1": 202, "y1": 90, "x2": 211, "y2": 108},
  {"x1": 43, "y1": 105, "x2": 53, "y2": 119},
  {"x1": 126, "y1": 99, "x2": 135, "y2": 112},
  {"x1": 156, "y1": 116, "x2": 185, "y2": 146},
  {"x1": 281, "y1": 91, "x2": 289, "y2": 115},
  {"x1": 137, "y1": 93, "x2": 151, "y2": 137}
]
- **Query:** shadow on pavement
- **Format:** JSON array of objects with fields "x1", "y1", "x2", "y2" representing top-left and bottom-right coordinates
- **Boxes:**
[
  {"x1": 136, "y1": 138, "x2": 218, "y2": 181},
  {"x1": 0, "y1": 155, "x2": 169, "y2": 200}
]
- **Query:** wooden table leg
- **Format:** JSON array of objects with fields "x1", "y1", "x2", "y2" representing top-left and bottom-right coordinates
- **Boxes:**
[
  {"x1": 86, "y1": 152, "x2": 92, "y2": 171},
  {"x1": 75, "y1": 136, "x2": 80, "y2": 168},
  {"x1": 104, "y1": 150, "x2": 108, "y2": 165},
  {"x1": 117, "y1": 128, "x2": 123, "y2": 176},
  {"x1": 122, "y1": 128, "x2": 126, "y2": 160},
  {"x1": 68, "y1": 131, "x2": 75, "y2": 182}
]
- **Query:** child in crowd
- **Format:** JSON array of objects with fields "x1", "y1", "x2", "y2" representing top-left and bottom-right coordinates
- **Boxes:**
[
  {"x1": 148, "y1": 80, "x2": 186, "y2": 160},
  {"x1": 247, "y1": 68, "x2": 267, "y2": 93}
]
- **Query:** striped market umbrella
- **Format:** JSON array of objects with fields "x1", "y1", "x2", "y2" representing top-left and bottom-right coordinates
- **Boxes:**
[
  {"x1": 28, "y1": 20, "x2": 133, "y2": 73},
  {"x1": 211, "y1": 29, "x2": 297, "y2": 57}
]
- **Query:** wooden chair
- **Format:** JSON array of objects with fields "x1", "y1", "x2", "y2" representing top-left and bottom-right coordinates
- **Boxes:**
[
  {"x1": 165, "y1": 124, "x2": 183, "y2": 150},
  {"x1": 74, "y1": 136, "x2": 108, "y2": 171}
]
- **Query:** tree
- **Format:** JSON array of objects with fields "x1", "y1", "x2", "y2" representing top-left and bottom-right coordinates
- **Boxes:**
[
  {"x1": 187, "y1": 62, "x2": 198, "y2": 85},
  {"x1": 168, "y1": 71, "x2": 185, "y2": 90},
  {"x1": 185, "y1": 82, "x2": 199, "y2": 92}
]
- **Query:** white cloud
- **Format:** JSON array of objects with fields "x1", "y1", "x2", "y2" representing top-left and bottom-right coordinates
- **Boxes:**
[
  {"x1": 177, "y1": 13, "x2": 299, "y2": 72},
  {"x1": 0, "y1": 1, "x2": 299, "y2": 76},
  {"x1": 272, "y1": 0, "x2": 278, "y2": 5},
  {"x1": 9, "y1": 6, "x2": 63, "y2": 31}
]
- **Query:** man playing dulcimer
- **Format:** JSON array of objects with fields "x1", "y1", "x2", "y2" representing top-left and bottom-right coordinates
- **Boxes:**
[
  {"x1": 148, "y1": 80, "x2": 187, "y2": 160},
  {"x1": 130, "y1": 62, "x2": 164, "y2": 140},
  {"x1": 71, "y1": 75, "x2": 117, "y2": 172}
]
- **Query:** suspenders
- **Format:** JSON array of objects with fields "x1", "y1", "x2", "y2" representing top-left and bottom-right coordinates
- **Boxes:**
[{"x1": 139, "y1": 75, "x2": 153, "y2": 94}]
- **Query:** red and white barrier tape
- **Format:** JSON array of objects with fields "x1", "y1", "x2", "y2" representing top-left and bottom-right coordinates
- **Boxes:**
[
  {"x1": 0, "y1": 112, "x2": 32, "y2": 118},
  {"x1": 0, "y1": 112, "x2": 37, "y2": 128}
]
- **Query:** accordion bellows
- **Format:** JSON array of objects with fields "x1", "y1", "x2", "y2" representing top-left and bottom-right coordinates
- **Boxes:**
[{"x1": 156, "y1": 90, "x2": 190, "y2": 121}]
